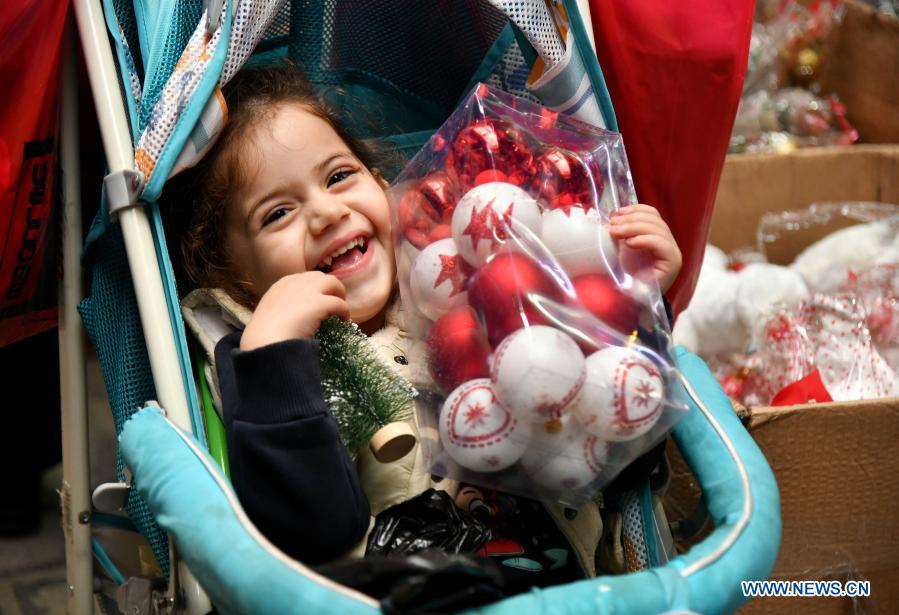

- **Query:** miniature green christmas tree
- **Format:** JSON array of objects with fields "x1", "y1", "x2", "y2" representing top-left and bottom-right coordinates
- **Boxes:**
[{"x1": 316, "y1": 316, "x2": 417, "y2": 462}]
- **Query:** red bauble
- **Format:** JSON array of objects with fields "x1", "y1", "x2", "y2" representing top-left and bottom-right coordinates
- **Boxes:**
[
  {"x1": 446, "y1": 119, "x2": 535, "y2": 190},
  {"x1": 530, "y1": 148, "x2": 598, "y2": 211},
  {"x1": 467, "y1": 252, "x2": 561, "y2": 347},
  {"x1": 426, "y1": 306, "x2": 491, "y2": 392},
  {"x1": 572, "y1": 274, "x2": 640, "y2": 339},
  {"x1": 399, "y1": 172, "x2": 460, "y2": 249}
]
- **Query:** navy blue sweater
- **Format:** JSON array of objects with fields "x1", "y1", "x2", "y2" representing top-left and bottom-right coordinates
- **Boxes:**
[{"x1": 214, "y1": 331, "x2": 371, "y2": 564}]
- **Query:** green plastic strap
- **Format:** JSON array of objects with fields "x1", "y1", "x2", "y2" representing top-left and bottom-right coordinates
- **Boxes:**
[{"x1": 198, "y1": 355, "x2": 230, "y2": 478}]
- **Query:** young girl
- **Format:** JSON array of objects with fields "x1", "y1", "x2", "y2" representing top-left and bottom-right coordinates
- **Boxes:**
[{"x1": 168, "y1": 63, "x2": 682, "y2": 581}]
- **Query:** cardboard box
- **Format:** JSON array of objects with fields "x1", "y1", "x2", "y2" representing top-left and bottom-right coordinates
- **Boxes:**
[
  {"x1": 709, "y1": 145, "x2": 899, "y2": 263},
  {"x1": 820, "y1": 0, "x2": 899, "y2": 144},
  {"x1": 667, "y1": 145, "x2": 899, "y2": 614}
]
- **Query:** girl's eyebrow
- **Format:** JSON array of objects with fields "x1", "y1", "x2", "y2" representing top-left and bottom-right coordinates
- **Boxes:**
[
  {"x1": 314, "y1": 151, "x2": 354, "y2": 175},
  {"x1": 245, "y1": 188, "x2": 289, "y2": 228}
]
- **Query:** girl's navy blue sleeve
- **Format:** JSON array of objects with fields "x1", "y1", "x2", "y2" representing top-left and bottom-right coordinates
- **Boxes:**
[{"x1": 214, "y1": 331, "x2": 370, "y2": 564}]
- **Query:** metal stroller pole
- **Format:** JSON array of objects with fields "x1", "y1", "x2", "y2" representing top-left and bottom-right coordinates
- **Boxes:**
[
  {"x1": 59, "y1": 15, "x2": 93, "y2": 615},
  {"x1": 72, "y1": 0, "x2": 191, "y2": 433}
]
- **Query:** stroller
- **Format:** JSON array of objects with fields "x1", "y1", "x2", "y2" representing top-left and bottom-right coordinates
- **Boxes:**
[{"x1": 58, "y1": 0, "x2": 781, "y2": 612}]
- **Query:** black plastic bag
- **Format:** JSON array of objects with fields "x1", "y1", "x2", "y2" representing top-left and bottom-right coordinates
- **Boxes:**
[
  {"x1": 316, "y1": 549, "x2": 507, "y2": 615},
  {"x1": 366, "y1": 488, "x2": 490, "y2": 557}
]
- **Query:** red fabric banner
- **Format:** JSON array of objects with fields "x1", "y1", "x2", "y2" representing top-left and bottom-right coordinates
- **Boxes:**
[
  {"x1": 587, "y1": 1, "x2": 754, "y2": 318},
  {"x1": 0, "y1": 1, "x2": 69, "y2": 346}
]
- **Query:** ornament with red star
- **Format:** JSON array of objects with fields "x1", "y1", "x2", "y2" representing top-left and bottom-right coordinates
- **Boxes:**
[
  {"x1": 438, "y1": 378, "x2": 531, "y2": 473},
  {"x1": 451, "y1": 182, "x2": 543, "y2": 267},
  {"x1": 569, "y1": 346, "x2": 665, "y2": 441},
  {"x1": 409, "y1": 238, "x2": 472, "y2": 321}
]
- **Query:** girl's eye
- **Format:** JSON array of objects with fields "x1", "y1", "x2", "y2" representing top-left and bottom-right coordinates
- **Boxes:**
[
  {"x1": 327, "y1": 168, "x2": 356, "y2": 188},
  {"x1": 262, "y1": 207, "x2": 289, "y2": 227}
]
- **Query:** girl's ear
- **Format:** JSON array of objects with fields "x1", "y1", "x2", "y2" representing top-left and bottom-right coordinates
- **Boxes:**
[{"x1": 371, "y1": 168, "x2": 389, "y2": 190}]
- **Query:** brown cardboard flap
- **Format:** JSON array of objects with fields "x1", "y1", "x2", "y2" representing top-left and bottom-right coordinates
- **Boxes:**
[
  {"x1": 748, "y1": 399, "x2": 899, "y2": 575},
  {"x1": 710, "y1": 146, "x2": 899, "y2": 262}
]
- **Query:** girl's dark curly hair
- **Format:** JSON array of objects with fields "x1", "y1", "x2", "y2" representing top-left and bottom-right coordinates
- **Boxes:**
[{"x1": 163, "y1": 62, "x2": 375, "y2": 309}]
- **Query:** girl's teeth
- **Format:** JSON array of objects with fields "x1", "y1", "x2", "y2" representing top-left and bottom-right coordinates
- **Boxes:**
[{"x1": 318, "y1": 238, "x2": 366, "y2": 270}]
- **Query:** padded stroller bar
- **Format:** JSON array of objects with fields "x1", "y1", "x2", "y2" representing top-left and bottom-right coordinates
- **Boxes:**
[{"x1": 120, "y1": 347, "x2": 779, "y2": 614}]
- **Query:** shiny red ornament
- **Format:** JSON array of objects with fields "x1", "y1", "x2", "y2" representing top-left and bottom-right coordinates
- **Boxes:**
[
  {"x1": 572, "y1": 274, "x2": 640, "y2": 340},
  {"x1": 398, "y1": 172, "x2": 460, "y2": 249},
  {"x1": 446, "y1": 119, "x2": 535, "y2": 191},
  {"x1": 530, "y1": 148, "x2": 598, "y2": 211},
  {"x1": 467, "y1": 252, "x2": 561, "y2": 347},
  {"x1": 426, "y1": 306, "x2": 491, "y2": 392}
]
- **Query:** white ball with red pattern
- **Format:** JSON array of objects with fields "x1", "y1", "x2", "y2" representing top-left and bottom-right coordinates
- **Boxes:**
[
  {"x1": 451, "y1": 182, "x2": 543, "y2": 266},
  {"x1": 521, "y1": 421, "x2": 609, "y2": 491},
  {"x1": 490, "y1": 326, "x2": 586, "y2": 423},
  {"x1": 409, "y1": 238, "x2": 470, "y2": 321},
  {"x1": 541, "y1": 206, "x2": 617, "y2": 277},
  {"x1": 570, "y1": 346, "x2": 664, "y2": 442},
  {"x1": 438, "y1": 379, "x2": 531, "y2": 472}
]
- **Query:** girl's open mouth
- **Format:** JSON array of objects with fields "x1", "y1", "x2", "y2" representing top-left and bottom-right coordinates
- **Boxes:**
[{"x1": 316, "y1": 236, "x2": 371, "y2": 276}]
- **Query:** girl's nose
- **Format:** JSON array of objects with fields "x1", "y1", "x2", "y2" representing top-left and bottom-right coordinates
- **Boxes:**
[{"x1": 307, "y1": 196, "x2": 350, "y2": 236}]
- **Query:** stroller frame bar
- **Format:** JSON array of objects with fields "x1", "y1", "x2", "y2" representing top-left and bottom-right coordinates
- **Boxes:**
[
  {"x1": 59, "y1": 16, "x2": 93, "y2": 614},
  {"x1": 73, "y1": 0, "x2": 192, "y2": 433}
]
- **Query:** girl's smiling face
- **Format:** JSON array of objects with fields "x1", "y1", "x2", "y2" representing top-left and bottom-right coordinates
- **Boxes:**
[{"x1": 224, "y1": 104, "x2": 396, "y2": 326}]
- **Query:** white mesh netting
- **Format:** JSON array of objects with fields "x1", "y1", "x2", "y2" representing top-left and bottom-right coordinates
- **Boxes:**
[
  {"x1": 135, "y1": 0, "x2": 284, "y2": 188},
  {"x1": 488, "y1": 0, "x2": 565, "y2": 65}
]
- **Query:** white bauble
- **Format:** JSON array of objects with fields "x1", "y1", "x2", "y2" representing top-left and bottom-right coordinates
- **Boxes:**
[
  {"x1": 570, "y1": 346, "x2": 664, "y2": 441},
  {"x1": 682, "y1": 270, "x2": 747, "y2": 356},
  {"x1": 490, "y1": 326, "x2": 585, "y2": 422},
  {"x1": 541, "y1": 207, "x2": 617, "y2": 277},
  {"x1": 409, "y1": 238, "x2": 470, "y2": 321},
  {"x1": 520, "y1": 421, "x2": 609, "y2": 491},
  {"x1": 451, "y1": 182, "x2": 543, "y2": 266},
  {"x1": 438, "y1": 379, "x2": 530, "y2": 472}
]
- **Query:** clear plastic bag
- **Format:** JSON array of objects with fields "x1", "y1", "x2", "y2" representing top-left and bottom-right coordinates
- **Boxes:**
[
  {"x1": 743, "y1": 202, "x2": 899, "y2": 404},
  {"x1": 388, "y1": 84, "x2": 687, "y2": 507}
]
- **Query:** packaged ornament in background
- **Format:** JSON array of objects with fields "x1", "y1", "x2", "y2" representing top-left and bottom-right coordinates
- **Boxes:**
[
  {"x1": 675, "y1": 202, "x2": 899, "y2": 407},
  {"x1": 388, "y1": 84, "x2": 687, "y2": 507},
  {"x1": 730, "y1": 0, "x2": 858, "y2": 154}
]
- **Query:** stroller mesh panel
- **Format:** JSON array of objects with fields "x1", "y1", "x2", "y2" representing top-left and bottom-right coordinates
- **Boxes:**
[
  {"x1": 484, "y1": 37, "x2": 540, "y2": 104},
  {"x1": 492, "y1": 0, "x2": 564, "y2": 64},
  {"x1": 289, "y1": 0, "x2": 508, "y2": 136},
  {"x1": 261, "y1": 1, "x2": 293, "y2": 43},
  {"x1": 79, "y1": 222, "x2": 170, "y2": 578},
  {"x1": 111, "y1": 0, "x2": 144, "y2": 84},
  {"x1": 222, "y1": 0, "x2": 292, "y2": 84}
]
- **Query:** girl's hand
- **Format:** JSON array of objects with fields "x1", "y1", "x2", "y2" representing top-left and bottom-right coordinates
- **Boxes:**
[
  {"x1": 609, "y1": 204, "x2": 682, "y2": 294},
  {"x1": 240, "y1": 272, "x2": 349, "y2": 351}
]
